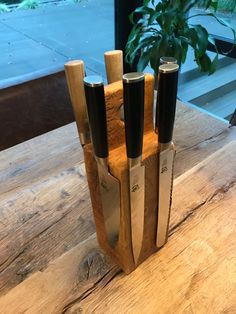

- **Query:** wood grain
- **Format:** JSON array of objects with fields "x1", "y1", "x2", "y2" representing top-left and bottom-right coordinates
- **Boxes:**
[
  {"x1": 0, "y1": 162, "x2": 95, "y2": 296},
  {"x1": 0, "y1": 99, "x2": 235, "y2": 294},
  {"x1": 104, "y1": 50, "x2": 123, "y2": 84},
  {"x1": 83, "y1": 74, "x2": 156, "y2": 272},
  {"x1": 0, "y1": 142, "x2": 235, "y2": 313},
  {"x1": 64, "y1": 60, "x2": 90, "y2": 145}
]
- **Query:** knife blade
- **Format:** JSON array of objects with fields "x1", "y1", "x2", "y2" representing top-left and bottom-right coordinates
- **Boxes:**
[
  {"x1": 156, "y1": 63, "x2": 179, "y2": 248},
  {"x1": 104, "y1": 50, "x2": 123, "y2": 84},
  {"x1": 64, "y1": 60, "x2": 90, "y2": 146},
  {"x1": 84, "y1": 75, "x2": 121, "y2": 248},
  {"x1": 123, "y1": 72, "x2": 145, "y2": 264}
]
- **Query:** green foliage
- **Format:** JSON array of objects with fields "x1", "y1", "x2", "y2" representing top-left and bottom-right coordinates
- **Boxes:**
[
  {"x1": 0, "y1": 2, "x2": 9, "y2": 12},
  {"x1": 126, "y1": 0, "x2": 236, "y2": 75},
  {"x1": 18, "y1": 0, "x2": 38, "y2": 9},
  {"x1": 218, "y1": 0, "x2": 236, "y2": 12}
]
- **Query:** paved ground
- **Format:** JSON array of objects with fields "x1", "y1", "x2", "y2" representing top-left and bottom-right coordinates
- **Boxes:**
[
  {"x1": 1, "y1": 2, "x2": 236, "y2": 88},
  {"x1": 0, "y1": 2, "x2": 236, "y2": 119},
  {"x1": 0, "y1": 0, "x2": 113, "y2": 87}
]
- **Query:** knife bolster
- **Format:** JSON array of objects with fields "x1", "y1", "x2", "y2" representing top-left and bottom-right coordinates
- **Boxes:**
[
  {"x1": 96, "y1": 157, "x2": 108, "y2": 169},
  {"x1": 128, "y1": 156, "x2": 142, "y2": 168}
]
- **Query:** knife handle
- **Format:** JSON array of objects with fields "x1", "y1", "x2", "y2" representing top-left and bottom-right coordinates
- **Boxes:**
[
  {"x1": 64, "y1": 60, "x2": 90, "y2": 145},
  {"x1": 104, "y1": 50, "x2": 123, "y2": 84},
  {"x1": 156, "y1": 64, "x2": 179, "y2": 144},
  {"x1": 160, "y1": 56, "x2": 177, "y2": 65},
  {"x1": 123, "y1": 73, "x2": 145, "y2": 159},
  {"x1": 84, "y1": 76, "x2": 108, "y2": 159}
]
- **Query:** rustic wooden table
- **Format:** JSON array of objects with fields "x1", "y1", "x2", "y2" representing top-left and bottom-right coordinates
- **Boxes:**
[{"x1": 0, "y1": 101, "x2": 236, "y2": 313}]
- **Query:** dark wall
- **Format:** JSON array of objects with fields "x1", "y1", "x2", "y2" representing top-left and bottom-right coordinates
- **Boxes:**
[{"x1": 0, "y1": 71, "x2": 75, "y2": 151}]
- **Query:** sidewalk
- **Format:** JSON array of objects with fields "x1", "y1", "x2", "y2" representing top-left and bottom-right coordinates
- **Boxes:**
[
  {"x1": 0, "y1": 2, "x2": 235, "y2": 88},
  {"x1": 0, "y1": 0, "x2": 113, "y2": 87}
]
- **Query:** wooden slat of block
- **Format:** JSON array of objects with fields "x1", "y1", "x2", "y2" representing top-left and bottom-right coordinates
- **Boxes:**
[
  {"x1": 84, "y1": 74, "x2": 157, "y2": 272},
  {"x1": 0, "y1": 141, "x2": 235, "y2": 313}
]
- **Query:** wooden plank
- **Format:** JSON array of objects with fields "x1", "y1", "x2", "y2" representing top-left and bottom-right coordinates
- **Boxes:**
[
  {"x1": 0, "y1": 141, "x2": 235, "y2": 312},
  {"x1": 79, "y1": 185, "x2": 236, "y2": 314},
  {"x1": 0, "y1": 102, "x2": 235, "y2": 294},
  {"x1": 0, "y1": 124, "x2": 82, "y2": 198},
  {"x1": 0, "y1": 162, "x2": 95, "y2": 296},
  {"x1": 174, "y1": 101, "x2": 236, "y2": 178},
  {"x1": 1, "y1": 101, "x2": 234, "y2": 198}
]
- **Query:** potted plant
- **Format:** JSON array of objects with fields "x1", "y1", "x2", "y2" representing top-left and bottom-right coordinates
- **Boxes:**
[{"x1": 125, "y1": 0, "x2": 235, "y2": 76}]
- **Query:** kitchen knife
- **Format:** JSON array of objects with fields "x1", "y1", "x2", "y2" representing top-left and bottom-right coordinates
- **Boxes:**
[
  {"x1": 84, "y1": 75, "x2": 121, "y2": 248},
  {"x1": 104, "y1": 50, "x2": 124, "y2": 121},
  {"x1": 104, "y1": 50, "x2": 123, "y2": 84},
  {"x1": 156, "y1": 63, "x2": 179, "y2": 248},
  {"x1": 155, "y1": 57, "x2": 177, "y2": 129},
  {"x1": 123, "y1": 72, "x2": 145, "y2": 264},
  {"x1": 64, "y1": 60, "x2": 90, "y2": 146}
]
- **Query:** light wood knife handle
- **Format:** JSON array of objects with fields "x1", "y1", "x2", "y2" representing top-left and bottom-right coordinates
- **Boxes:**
[
  {"x1": 104, "y1": 50, "x2": 123, "y2": 84},
  {"x1": 65, "y1": 60, "x2": 90, "y2": 145}
]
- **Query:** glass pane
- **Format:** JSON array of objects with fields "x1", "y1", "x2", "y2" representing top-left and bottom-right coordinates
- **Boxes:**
[
  {"x1": 191, "y1": 2, "x2": 236, "y2": 40},
  {"x1": 0, "y1": 0, "x2": 114, "y2": 85},
  {"x1": 179, "y1": 4, "x2": 236, "y2": 121}
]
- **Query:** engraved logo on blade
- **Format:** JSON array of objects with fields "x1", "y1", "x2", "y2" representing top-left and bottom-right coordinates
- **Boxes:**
[
  {"x1": 161, "y1": 158, "x2": 168, "y2": 174},
  {"x1": 132, "y1": 184, "x2": 140, "y2": 193},
  {"x1": 101, "y1": 177, "x2": 109, "y2": 192},
  {"x1": 131, "y1": 174, "x2": 140, "y2": 193}
]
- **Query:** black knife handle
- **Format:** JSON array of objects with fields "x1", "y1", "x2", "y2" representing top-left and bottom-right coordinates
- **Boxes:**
[
  {"x1": 123, "y1": 72, "x2": 145, "y2": 159},
  {"x1": 84, "y1": 76, "x2": 108, "y2": 158},
  {"x1": 156, "y1": 64, "x2": 179, "y2": 144},
  {"x1": 160, "y1": 56, "x2": 177, "y2": 65}
]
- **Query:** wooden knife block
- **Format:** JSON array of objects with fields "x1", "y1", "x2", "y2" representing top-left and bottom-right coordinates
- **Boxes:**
[{"x1": 83, "y1": 74, "x2": 159, "y2": 273}]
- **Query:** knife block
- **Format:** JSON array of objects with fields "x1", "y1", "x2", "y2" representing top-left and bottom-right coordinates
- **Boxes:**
[{"x1": 83, "y1": 74, "x2": 159, "y2": 274}]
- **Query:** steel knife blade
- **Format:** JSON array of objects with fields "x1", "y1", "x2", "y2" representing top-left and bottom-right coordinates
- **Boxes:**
[
  {"x1": 84, "y1": 75, "x2": 120, "y2": 247},
  {"x1": 123, "y1": 72, "x2": 145, "y2": 264},
  {"x1": 156, "y1": 63, "x2": 179, "y2": 248}
]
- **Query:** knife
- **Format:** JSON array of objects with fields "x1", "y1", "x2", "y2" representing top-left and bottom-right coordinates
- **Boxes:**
[
  {"x1": 104, "y1": 50, "x2": 123, "y2": 84},
  {"x1": 104, "y1": 50, "x2": 124, "y2": 121},
  {"x1": 84, "y1": 75, "x2": 121, "y2": 248},
  {"x1": 155, "y1": 57, "x2": 177, "y2": 129},
  {"x1": 123, "y1": 72, "x2": 145, "y2": 264},
  {"x1": 64, "y1": 60, "x2": 90, "y2": 146},
  {"x1": 156, "y1": 63, "x2": 179, "y2": 249}
]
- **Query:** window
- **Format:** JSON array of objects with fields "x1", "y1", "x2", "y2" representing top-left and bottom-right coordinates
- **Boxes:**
[
  {"x1": 179, "y1": 4, "x2": 236, "y2": 121},
  {"x1": 0, "y1": 0, "x2": 114, "y2": 86}
]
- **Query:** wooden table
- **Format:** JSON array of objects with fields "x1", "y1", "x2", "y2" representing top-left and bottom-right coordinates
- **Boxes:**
[{"x1": 0, "y1": 102, "x2": 236, "y2": 313}]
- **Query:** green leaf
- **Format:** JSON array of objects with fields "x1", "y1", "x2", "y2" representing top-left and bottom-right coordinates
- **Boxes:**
[
  {"x1": 137, "y1": 51, "x2": 150, "y2": 71},
  {"x1": 192, "y1": 25, "x2": 209, "y2": 56},
  {"x1": 171, "y1": 37, "x2": 183, "y2": 64},
  {"x1": 210, "y1": 0, "x2": 218, "y2": 12},
  {"x1": 196, "y1": 53, "x2": 212, "y2": 72},
  {"x1": 181, "y1": 40, "x2": 189, "y2": 63},
  {"x1": 209, "y1": 53, "x2": 218, "y2": 75},
  {"x1": 148, "y1": 11, "x2": 162, "y2": 25},
  {"x1": 188, "y1": 12, "x2": 236, "y2": 49}
]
